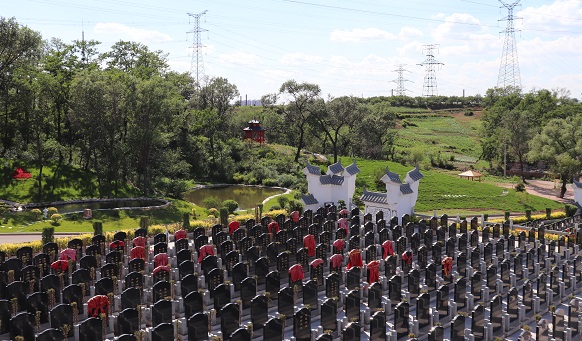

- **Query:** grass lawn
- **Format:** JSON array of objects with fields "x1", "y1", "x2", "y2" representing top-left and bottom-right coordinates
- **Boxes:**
[{"x1": 339, "y1": 157, "x2": 564, "y2": 215}]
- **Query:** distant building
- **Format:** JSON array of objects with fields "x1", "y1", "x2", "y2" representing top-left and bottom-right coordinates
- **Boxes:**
[
  {"x1": 360, "y1": 166, "x2": 423, "y2": 224},
  {"x1": 301, "y1": 160, "x2": 360, "y2": 211},
  {"x1": 243, "y1": 120, "x2": 265, "y2": 145}
]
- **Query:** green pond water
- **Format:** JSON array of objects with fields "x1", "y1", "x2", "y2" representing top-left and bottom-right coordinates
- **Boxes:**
[{"x1": 183, "y1": 185, "x2": 286, "y2": 210}]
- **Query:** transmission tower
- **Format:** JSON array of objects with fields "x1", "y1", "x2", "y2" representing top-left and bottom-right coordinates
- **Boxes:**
[
  {"x1": 187, "y1": 10, "x2": 208, "y2": 86},
  {"x1": 391, "y1": 65, "x2": 412, "y2": 96},
  {"x1": 418, "y1": 44, "x2": 444, "y2": 97},
  {"x1": 497, "y1": 1, "x2": 521, "y2": 89}
]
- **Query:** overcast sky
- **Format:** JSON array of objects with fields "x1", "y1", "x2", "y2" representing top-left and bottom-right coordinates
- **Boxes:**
[{"x1": 4, "y1": 0, "x2": 582, "y2": 100}]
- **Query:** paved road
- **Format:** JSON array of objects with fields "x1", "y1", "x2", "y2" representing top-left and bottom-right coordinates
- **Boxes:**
[{"x1": 0, "y1": 233, "x2": 81, "y2": 245}]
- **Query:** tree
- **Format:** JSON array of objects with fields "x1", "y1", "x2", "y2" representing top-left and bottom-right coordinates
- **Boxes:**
[
  {"x1": 501, "y1": 110, "x2": 534, "y2": 182},
  {"x1": 276, "y1": 80, "x2": 321, "y2": 162},
  {"x1": 0, "y1": 17, "x2": 43, "y2": 154},
  {"x1": 528, "y1": 114, "x2": 582, "y2": 198},
  {"x1": 314, "y1": 96, "x2": 367, "y2": 163},
  {"x1": 351, "y1": 101, "x2": 397, "y2": 160},
  {"x1": 100, "y1": 41, "x2": 168, "y2": 78}
]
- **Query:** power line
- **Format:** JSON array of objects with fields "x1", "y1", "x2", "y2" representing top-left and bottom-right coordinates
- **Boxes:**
[
  {"x1": 418, "y1": 44, "x2": 444, "y2": 97},
  {"x1": 187, "y1": 10, "x2": 208, "y2": 86},
  {"x1": 497, "y1": 0, "x2": 521, "y2": 89},
  {"x1": 391, "y1": 64, "x2": 412, "y2": 96}
]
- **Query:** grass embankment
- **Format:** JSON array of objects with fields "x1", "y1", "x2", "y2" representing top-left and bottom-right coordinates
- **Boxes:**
[
  {"x1": 0, "y1": 160, "x2": 138, "y2": 203},
  {"x1": 339, "y1": 157, "x2": 564, "y2": 216},
  {"x1": 395, "y1": 111, "x2": 483, "y2": 167}
]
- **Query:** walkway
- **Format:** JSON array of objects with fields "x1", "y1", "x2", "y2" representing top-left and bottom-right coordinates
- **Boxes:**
[{"x1": 496, "y1": 179, "x2": 575, "y2": 204}]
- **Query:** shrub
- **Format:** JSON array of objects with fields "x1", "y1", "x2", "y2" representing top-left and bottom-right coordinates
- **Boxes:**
[
  {"x1": 565, "y1": 204, "x2": 578, "y2": 217},
  {"x1": 269, "y1": 205, "x2": 281, "y2": 211},
  {"x1": 277, "y1": 196, "x2": 289, "y2": 209},
  {"x1": 525, "y1": 209, "x2": 532, "y2": 221},
  {"x1": 504, "y1": 211, "x2": 510, "y2": 221},
  {"x1": 182, "y1": 212, "x2": 191, "y2": 230},
  {"x1": 545, "y1": 208, "x2": 552, "y2": 219},
  {"x1": 515, "y1": 182, "x2": 526, "y2": 192},
  {"x1": 288, "y1": 200, "x2": 304, "y2": 215},
  {"x1": 139, "y1": 216, "x2": 150, "y2": 230},
  {"x1": 50, "y1": 214, "x2": 62, "y2": 225},
  {"x1": 92, "y1": 221, "x2": 103, "y2": 236},
  {"x1": 261, "y1": 178, "x2": 278, "y2": 187},
  {"x1": 47, "y1": 207, "x2": 58, "y2": 216},
  {"x1": 219, "y1": 208, "x2": 229, "y2": 226},
  {"x1": 276, "y1": 174, "x2": 297, "y2": 188},
  {"x1": 464, "y1": 110, "x2": 474, "y2": 116},
  {"x1": 223, "y1": 200, "x2": 239, "y2": 214},
  {"x1": 42, "y1": 227, "x2": 54, "y2": 245},
  {"x1": 208, "y1": 208, "x2": 219, "y2": 217},
  {"x1": 202, "y1": 196, "x2": 222, "y2": 210},
  {"x1": 31, "y1": 208, "x2": 42, "y2": 220}
]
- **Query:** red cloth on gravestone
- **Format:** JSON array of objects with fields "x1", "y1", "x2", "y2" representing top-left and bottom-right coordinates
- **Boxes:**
[
  {"x1": 346, "y1": 249, "x2": 363, "y2": 270},
  {"x1": 153, "y1": 265, "x2": 170, "y2": 276},
  {"x1": 87, "y1": 295, "x2": 109, "y2": 319},
  {"x1": 442, "y1": 256, "x2": 453, "y2": 277},
  {"x1": 382, "y1": 240, "x2": 394, "y2": 259},
  {"x1": 333, "y1": 239, "x2": 344, "y2": 252},
  {"x1": 339, "y1": 209, "x2": 349, "y2": 218},
  {"x1": 109, "y1": 240, "x2": 124, "y2": 251},
  {"x1": 174, "y1": 229, "x2": 187, "y2": 240},
  {"x1": 198, "y1": 244, "x2": 215, "y2": 263},
  {"x1": 311, "y1": 258, "x2": 323, "y2": 269},
  {"x1": 337, "y1": 218, "x2": 348, "y2": 232},
  {"x1": 154, "y1": 253, "x2": 169, "y2": 267},
  {"x1": 330, "y1": 254, "x2": 343, "y2": 269},
  {"x1": 51, "y1": 260, "x2": 68, "y2": 272},
  {"x1": 268, "y1": 221, "x2": 280, "y2": 234},
  {"x1": 367, "y1": 260, "x2": 380, "y2": 283},
  {"x1": 132, "y1": 236, "x2": 146, "y2": 248},
  {"x1": 228, "y1": 221, "x2": 240, "y2": 235},
  {"x1": 291, "y1": 211, "x2": 300, "y2": 223},
  {"x1": 303, "y1": 234, "x2": 316, "y2": 257},
  {"x1": 59, "y1": 248, "x2": 76, "y2": 262},
  {"x1": 402, "y1": 251, "x2": 413, "y2": 265},
  {"x1": 130, "y1": 246, "x2": 146, "y2": 260},
  {"x1": 289, "y1": 264, "x2": 304, "y2": 282}
]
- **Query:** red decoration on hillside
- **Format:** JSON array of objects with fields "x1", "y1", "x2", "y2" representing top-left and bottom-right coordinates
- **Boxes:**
[
  {"x1": 12, "y1": 168, "x2": 32, "y2": 180},
  {"x1": 243, "y1": 120, "x2": 265, "y2": 145}
]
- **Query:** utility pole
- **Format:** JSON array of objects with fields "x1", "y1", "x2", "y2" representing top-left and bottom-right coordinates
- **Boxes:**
[
  {"x1": 391, "y1": 64, "x2": 412, "y2": 96},
  {"x1": 497, "y1": 1, "x2": 521, "y2": 89},
  {"x1": 418, "y1": 44, "x2": 444, "y2": 97},
  {"x1": 187, "y1": 10, "x2": 208, "y2": 86}
]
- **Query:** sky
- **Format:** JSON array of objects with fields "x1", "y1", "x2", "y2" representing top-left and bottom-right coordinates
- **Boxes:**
[{"x1": 4, "y1": 0, "x2": 582, "y2": 100}]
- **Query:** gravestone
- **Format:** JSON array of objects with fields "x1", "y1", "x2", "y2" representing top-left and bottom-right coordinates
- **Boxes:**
[
  {"x1": 184, "y1": 291, "x2": 204, "y2": 319},
  {"x1": 344, "y1": 289, "x2": 360, "y2": 321},
  {"x1": 118, "y1": 308, "x2": 139, "y2": 335},
  {"x1": 437, "y1": 285, "x2": 449, "y2": 320},
  {"x1": 454, "y1": 277, "x2": 467, "y2": 310},
  {"x1": 263, "y1": 317, "x2": 283, "y2": 341},
  {"x1": 214, "y1": 283, "x2": 232, "y2": 314},
  {"x1": 188, "y1": 313, "x2": 209, "y2": 341},
  {"x1": 78, "y1": 317, "x2": 103, "y2": 341},
  {"x1": 472, "y1": 305, "x2": 485, "y2": 340},
  {"x1": 50, "y1": 303, "x2": 74, "y2": 337},
  {"x1": 221, "y1": 303, "x2": 240, "y2": 340},
  {"x1": 278, "y1": 287, "x2": 294, "y2": 318},
  {"x1": 507, "y1": 287, "x2": 519, "y2": 325},
  {"x1": 232, "y1": 262, "x2": 248, "y2": 292},
  {"x1": 294, "y1": 307, "x2": 311, "y2": 341},
  {"x1": 326, "y1": 273, "x2": 341, "y2": 300},
  {"x1": 121, "y1": 287, "x2": 141, "y2": 310},
  {"x1": 553, "y1": 308, "x2": 566, "y2": 341},
  {"x1": 490, "y1": 294, "x2": 503, "y2": 335},
  {"x1": 241, "y1": 277, "x2": 257, "y2": 309},
  {"x1": 537, "y1": 318, "x2": 549, "y2": 341},
  {"x1": 152, "y1": 299, "x2": 173, "y2": 326},
  {"x1": 429, "y1": 325, "x2": 444, "y2": 341},
  {"x1": 342, "y1": 322, "x2": 361, "y2": 341},
  {"x1": 303, "y1": 280, "x2": 318, "y2": 309},
  {"x1": 321, "y1": 298, "x2": 337, "y2": 332},
  {"x1": 417, "y1": 292, "x2": 431, "y2": 330},
  {"x1": 450, "y1": 315, "x2": 465, "y2": 341},
  {"x1": 153, "y1": 281, "x2": 171, "y2": 303},
  {"x1": 389, "y1": 275, "x2": 402, "y2": 304},
  {"x1": 369, "y1": 311, "x2": 386, "y2": 341},
  {"x1": 251, "y1": 294, "x2": 268, "y2": 329},
  {"x1": 151, "y1": 323, "x2": 173, "y2": 341},
  {"x1": 266, "y1": 271, "x2": 280, "y2": 300},
  {"x1": 394, "y1": 302, "x2": 409, "y2": 339},
  {"x1": 368, "y1": 282, "x2": 383, "y2": 310}
]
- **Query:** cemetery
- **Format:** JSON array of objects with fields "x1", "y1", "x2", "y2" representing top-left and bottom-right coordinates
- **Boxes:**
[
  {"x1": 0, "y1": 199, "x2": 580, "y2": 340},
  {"x1": 0, "y1": 165, "x2": 581, "y2": 340}
]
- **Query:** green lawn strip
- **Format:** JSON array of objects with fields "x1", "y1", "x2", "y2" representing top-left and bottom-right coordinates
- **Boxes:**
[{"x1": 0, "y1": 199, "x2": 195, "y2": 233}]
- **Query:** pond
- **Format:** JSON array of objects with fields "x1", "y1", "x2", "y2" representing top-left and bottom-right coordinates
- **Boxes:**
[
  {"x1": 183, "y1": 185, "x2": 287, "y2": 210},
  {"x1": 26, "y1": 199, "x2": 168, "y2": 214}
]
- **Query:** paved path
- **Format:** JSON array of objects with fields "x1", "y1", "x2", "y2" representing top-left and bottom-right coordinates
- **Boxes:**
[
  {"x1": 496, "y1": 179, "x2": 575, "y2": 204},
  {"x1": 0, "y1": 233, "x2": 81, "y2": 244}
]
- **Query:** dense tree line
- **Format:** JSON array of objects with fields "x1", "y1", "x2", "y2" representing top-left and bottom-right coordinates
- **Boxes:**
[
  {"x1": 480, "y1": 86, "x2": 582, "y2": 197},
  {"x1": 5, "y1": 17, "x2": 577, "y2": 202}
]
